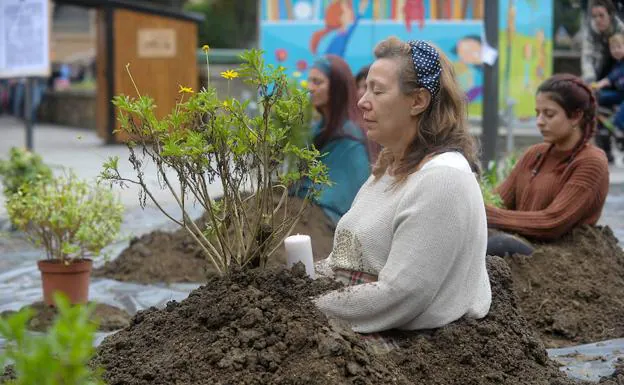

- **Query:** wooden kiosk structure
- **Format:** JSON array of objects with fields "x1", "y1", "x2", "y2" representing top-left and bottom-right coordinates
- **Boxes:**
[{"x1": 55, "y1": 0, "x2": 203, "y2": 143}]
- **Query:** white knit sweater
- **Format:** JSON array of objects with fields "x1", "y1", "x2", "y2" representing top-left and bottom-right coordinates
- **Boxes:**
[{"x1": 314, "y1": 152, "x2": 492, "y2": 333}]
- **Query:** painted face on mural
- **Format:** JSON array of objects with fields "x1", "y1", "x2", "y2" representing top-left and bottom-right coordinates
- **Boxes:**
[
  {"x1": 456, "y1": 38, "x2": 482, "y2": 65},
  {"x1": 307, "y1": 68, "x2": 330, "y2": 109},
  {"x1": 357, "y1": 58, "x2": 423, "y2": 150},
  {"x1": 591, "y1": 6, "x2": 611, "y2": 33},
  {"x1": 535, "y1": 92, "x2": 582, "y2": 150}
]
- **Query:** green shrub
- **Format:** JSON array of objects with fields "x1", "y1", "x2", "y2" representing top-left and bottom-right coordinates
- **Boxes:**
[
  {"x1": 480, "y1": 152, "x2": 519, "y2": 208},
  {"x1": 0, "y1": 293, "x2": 103, "y2": 385},
  {"x1": 101, "y1": 49, "x2": 329, "y2": 274},
  {"x1": 6, "y1": 172, "x2": 124, "y2": 262},
  {"x1": 0, "y1": 147, "x2": 52, "y2": 197}
]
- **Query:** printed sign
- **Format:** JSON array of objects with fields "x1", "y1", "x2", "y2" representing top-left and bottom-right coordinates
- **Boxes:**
[
  {"x1": 137, "y1": 28, "x2": 177, "y2": 58},
  {"x1": 0, "y1": 0, "x2": 51, "y2": 78}
]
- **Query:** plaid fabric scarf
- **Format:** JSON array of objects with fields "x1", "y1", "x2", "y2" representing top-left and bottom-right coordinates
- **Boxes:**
[{"x1": 333, "y1": 269, "x2": 399, "y2": 354}]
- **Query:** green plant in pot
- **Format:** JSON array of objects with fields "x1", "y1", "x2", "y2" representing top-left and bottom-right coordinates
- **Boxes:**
[
  {"x1": 6, "y1": 172, "x2": 124, "y2": 306},
  {"x1": 101, "y1": 48, "x2": 329, "y2": 275}
]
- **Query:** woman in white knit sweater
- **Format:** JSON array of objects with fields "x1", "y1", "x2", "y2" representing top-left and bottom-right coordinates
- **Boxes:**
[{"x1": 314, "y1": 37, "x2": 492, "y2": 334}]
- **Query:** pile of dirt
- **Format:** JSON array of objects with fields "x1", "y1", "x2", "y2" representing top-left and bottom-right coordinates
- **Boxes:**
[
  {"x1": 384, "y1": 256, "x2": 581, "y2": 385},
  {"x1": 505, "y1": 226, "x2": 624, "y2": 347},
  {"x1": 94, "y1": 197, "x2": 335, "y2": 284},
  {"x1": 93, "y1": 264, "x2": 410, "y2": 385},
  {"x1": 93, "y1": 257, "x2": 584, "y2": 385},
  {"x1": 0, "y1": 302, "x2": 131, "y2": 332}
]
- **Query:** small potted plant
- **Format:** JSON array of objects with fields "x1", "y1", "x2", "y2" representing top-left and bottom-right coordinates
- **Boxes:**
[{"x1": 5, "y1": 172, "x2": 124, "y2": 306}]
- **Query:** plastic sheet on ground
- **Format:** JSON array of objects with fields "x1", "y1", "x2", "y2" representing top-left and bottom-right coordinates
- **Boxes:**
[
  {"x1": 0, "y1": 203, "x2": 204, "y2": 351},
  {"x1": 0, "y1": 257, "x2": 200, "y2": 351},
  {"x1": 547, "y1": 339, "x2": 624, "y2": 382}
]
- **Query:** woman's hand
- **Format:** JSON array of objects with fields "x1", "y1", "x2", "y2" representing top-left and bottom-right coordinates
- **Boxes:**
[{"x1": 591, "y1": 78, "x2": 610, "y2": 90}]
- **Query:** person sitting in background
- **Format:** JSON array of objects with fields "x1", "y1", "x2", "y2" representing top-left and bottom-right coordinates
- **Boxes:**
[
  {"x1": 298, "y1": 55, "x2": 372, "y2": 225},
  {"x1": 355, "y1": 65, "x2": 370, "y2": 100},
  {"x1": 314, "y1": 37, "x2": 491, "y2": 335},
  {"x1": 582, "y1": 0, "x2": 624, "y2": 84},
  {"x1": 486, "y1": 74, "x2": 609, "y2": 257},
  {"x1": 592, "y1": 32, "x2": 624, "y2": 161}
]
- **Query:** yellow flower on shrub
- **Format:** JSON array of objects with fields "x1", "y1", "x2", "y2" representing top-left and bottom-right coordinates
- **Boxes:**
[
  {"x1": 202, "y1": 44, "x2": 210, "y2": 53},
  {"x1": 178, "y1": 85, "x2": 194, "y2": 94},
  {"x1": 300, "y1": 80, "x2": 308, "y2": 88},
  {"x1": 221, "y1": 70, "x2": 239, "y2": 80}
]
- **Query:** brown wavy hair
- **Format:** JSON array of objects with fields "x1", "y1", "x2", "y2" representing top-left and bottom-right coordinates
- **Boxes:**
[{"x1": 371, "y1": 37, "x2": 480, "y2": 182}]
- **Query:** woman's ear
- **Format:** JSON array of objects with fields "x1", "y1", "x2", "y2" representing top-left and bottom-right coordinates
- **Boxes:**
[
  {"x1": 571, "y1": 109, "x2": 584, "y2": 127},
  {"x1": 410, "y1": 88, "x2": 432, "y2": 116}
]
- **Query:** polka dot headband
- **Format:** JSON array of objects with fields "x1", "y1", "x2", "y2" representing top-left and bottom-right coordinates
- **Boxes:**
[{"x1": 408, "y1": 40, "x2": 441, "y2": 98}]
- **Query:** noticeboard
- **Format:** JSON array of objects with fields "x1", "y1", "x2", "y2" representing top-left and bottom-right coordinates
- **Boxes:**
[{"x1": 0, "y1": 0, "x2": 51, "y2": 79}]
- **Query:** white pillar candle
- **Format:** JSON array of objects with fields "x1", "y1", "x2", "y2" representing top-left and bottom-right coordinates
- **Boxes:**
[{"x1": 283, "y1": 234, "x2": 315, "y2": 279}]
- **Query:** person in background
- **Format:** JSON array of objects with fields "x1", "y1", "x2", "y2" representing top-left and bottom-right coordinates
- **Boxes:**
[
  {"x1": 314, "y1": 37, "x2": 491, "y2": 336},
  {"x1": 298, "y1": 54, "x2": 372, "y2": 225},
  {"x1": 486, "y1": 74, "x2": 609, "y2": 257},
  {"x1": 355, "y1": 65, "x2": 370, "y2": 100},
  {"x1": 581, "y1": 0, "x2": 624, "y2": 83},
  {"x1": 592, "y1": 32, "x2": 624, "y2": 162}
]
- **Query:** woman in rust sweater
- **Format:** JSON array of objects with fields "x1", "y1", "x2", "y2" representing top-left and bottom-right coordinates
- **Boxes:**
[{"x1": 486, "y1": 74, "x2": 609, "y2": 256}]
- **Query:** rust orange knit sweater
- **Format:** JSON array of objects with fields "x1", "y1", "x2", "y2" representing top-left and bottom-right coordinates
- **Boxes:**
[{"x1": 486, "y1": 142, "x2": 609, "y2": 240}]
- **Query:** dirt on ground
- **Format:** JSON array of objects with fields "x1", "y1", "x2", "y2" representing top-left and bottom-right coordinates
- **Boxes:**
[
  {"x1": 382, "y1": 256, "x2": 582, "y2": 385},
  {"x1": 93, "y1": 197, "x2": 335, "y2": 284},
  {"x1": 93, "y1": 264, "x2": 410, "y2": 385},
  {"x1": 93, "y1": 257, "x2": 587, "y2": 385},
  {"x1": 505, "y1": 226, "x2": 624, "y2": 348},
  {"x1": 0, "y1": 301, "x2": 131, "y2": 332}
]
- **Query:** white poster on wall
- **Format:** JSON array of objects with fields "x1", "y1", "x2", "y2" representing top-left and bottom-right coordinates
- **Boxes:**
[{"x1": 0, "y1": 0, "x2": 50, "y2": 78}]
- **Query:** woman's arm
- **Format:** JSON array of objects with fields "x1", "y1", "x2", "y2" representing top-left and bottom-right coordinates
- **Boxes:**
[
  {"x1": 314, "y1": 169, "x2": 480, "y2": 333},
  {"x1": 486, "y1": 157, "x2": 609, "y2": 240}
]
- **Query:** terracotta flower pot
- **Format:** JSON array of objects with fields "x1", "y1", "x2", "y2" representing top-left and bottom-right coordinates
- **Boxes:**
[{"x1": 37, "y1": 259, "x2": 93, "y2": 306}]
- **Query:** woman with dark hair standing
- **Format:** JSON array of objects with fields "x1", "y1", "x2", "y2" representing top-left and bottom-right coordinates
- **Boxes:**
[
  {"x1": 486, "y1": 74, "x2": 609, "y2": 256},
  {"x1": 301, "y1": 54, "x2": 372, "y2": 224}
]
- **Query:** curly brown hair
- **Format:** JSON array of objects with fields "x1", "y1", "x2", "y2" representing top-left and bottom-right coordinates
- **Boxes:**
[{"x1": 371, "y1": 37, "x2": 481, "y2": 183}]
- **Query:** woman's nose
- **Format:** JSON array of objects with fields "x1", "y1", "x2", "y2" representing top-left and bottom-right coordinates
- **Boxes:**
[{"x1": 357, "y1": 94, "x2": 369, "y2": 110}]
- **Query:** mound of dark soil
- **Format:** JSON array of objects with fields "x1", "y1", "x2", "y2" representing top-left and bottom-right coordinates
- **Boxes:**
[
  {"x1": 505, "y1": 226, "x2": 624, "y2": 347},
  {"x1": 94, "y1": 198, "x2": 335, "y2": 284},
  {"x1": 384, "y1": 256, "x2": 581, "y2": 385},
  {"x1": 93, "y1": 258, "x2": 585, "y2": 385},
  {"x1": 93, "y1": 264, "x2": 410, "y2": 385},
  {"x1": 0, "y1": 302, "x2": 131, "y2": 332}
]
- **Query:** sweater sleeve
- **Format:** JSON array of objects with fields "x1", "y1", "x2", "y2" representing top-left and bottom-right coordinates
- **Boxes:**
[
  {"x1": 486, "y1": 157, "x2": 609, "y2": 240},
  {"x1": 608, "y1": 65, "x2": 624, "y2": 91},
  {"x1": 314, "y1": 169, "x2": 474, "y2": 333},
  {"x1": 494, "y1": 147, "x2": 538, "y2": 210}
]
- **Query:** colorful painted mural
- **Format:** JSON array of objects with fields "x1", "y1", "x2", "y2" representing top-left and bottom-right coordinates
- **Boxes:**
[{"x1": 259, "y1": 0, "x2": 553, "y2": 119}]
